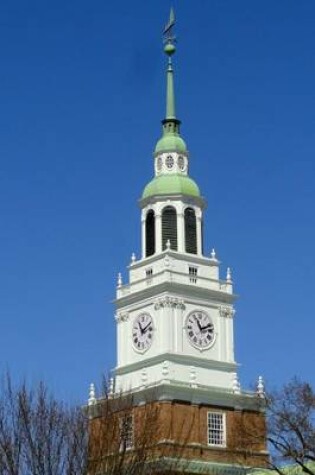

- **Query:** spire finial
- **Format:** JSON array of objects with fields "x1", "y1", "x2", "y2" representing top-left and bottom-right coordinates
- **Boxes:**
[
  {"x1": 257, "y1": 376, "x2": 265, "y2": 398},
  {"x1": 88, "y1": 383, "x2": 96, "y2": 406},
  {"x1": 163, "y1": 8, "x2": 176, "y2": 52},
  {"x1": 163, "y1": 8, "x2": 177, "y2": 121}
]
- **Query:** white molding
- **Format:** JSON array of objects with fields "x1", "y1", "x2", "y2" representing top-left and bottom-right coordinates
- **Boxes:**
[
  {"x1": 139, "y1": 193, "x2": 206, "y2": 210},
  {"x1": 115, "y1": 352, "x2": 238, "y2": 375},
  {"x1": 115, "y1": 281, "x2": 236, "y2": 308},
  {"x1": 128, "y1": 248, "x2": 220, "y2": 270}
]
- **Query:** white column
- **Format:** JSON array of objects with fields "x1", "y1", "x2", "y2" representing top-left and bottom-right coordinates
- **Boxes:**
[
  {"x1": 141, "y1": 212, "x2": 146, "y2": 259},
  {"x1": 168, "y1": 305, "x2": 174, "y2": 353},
  {"x1": 177, "y1": 212, "x2": 185, "y2": 253},
  {"x1": 174, "y1": 303, "x2": 184, "y2": 353},
  {"x1": 116, "y1": 318, "x2": 122, "y2": 366},
  {"x1": 227, "y1": 317, "x2": 235, "y2": 362},
  {"x1": 218, "y1": 312, "x2": 223, "y2": 362},
  {"x1": 196, "y1": 213, "x2": 202, "y2": 256},
  {"x1": 155, "y1": 213, "x2": 162, "y2": 253}
]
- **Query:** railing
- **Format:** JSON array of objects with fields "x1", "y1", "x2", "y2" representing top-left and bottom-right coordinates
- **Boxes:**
[{"x1": 117, "y1": 269, "x2": 226, "y2": 298}]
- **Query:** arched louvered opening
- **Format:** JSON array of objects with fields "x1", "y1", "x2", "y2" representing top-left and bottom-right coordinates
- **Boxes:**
[
  {"x1": 145, "y1": 210, "x2": 155, "y2": 257},
  {"x1": 162, "y1": 206, "x2": 177, "y2": 251},
  {"x1": 185, "y1": 207, "x2": 197, "y2": 254}
]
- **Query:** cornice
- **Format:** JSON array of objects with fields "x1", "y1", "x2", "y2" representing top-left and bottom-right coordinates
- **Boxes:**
[
  {"x1": 114, "y1": 281, "x2": 236, "y2": 309},
  {"x1": 114, "y1": 352, "x2": 237, "y2": 376},
  {"x1": 108, "y1": 382, "x2": 263, "y2": 412},
  {"x1": 139, "y1": 192, "x2": 207, "y2": 210},
  {"x1": 128, "y1": 249, "x2": 220, "y2": 270}
]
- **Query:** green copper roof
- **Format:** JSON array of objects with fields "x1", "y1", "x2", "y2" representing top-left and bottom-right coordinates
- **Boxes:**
[
  {"x1": 155, "y1": 133, "x2": 187, "y2": 154},
  {"x1": 142, "y1": 174, "x2": 200, "y2": 199}
]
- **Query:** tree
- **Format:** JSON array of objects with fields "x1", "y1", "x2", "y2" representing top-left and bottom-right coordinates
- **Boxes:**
[
  {"x1": 0, "y1": 373, "x2": 88, "y2": 475},
  {"x1": 230, "y1": 378, "x2": 315, "y2": 475},
  {"x1": 0, "y1": 374, "x2": 195, "y2": 475},
  {"x1": 267, "y1": 378, "x2": 315, "y2": 475}
]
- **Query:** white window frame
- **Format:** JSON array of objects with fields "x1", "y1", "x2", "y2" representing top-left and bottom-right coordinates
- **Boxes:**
[
  {"x1": 119, "y1": 414, "x2": 133, "y2": 451},
  {"x1": 207, "y1": 411, "x2": 226, "y2": 447},
  {"x1": 145, "y1": 268, "x2": 153, "y2": 285},
  {"x1": 188, "y1": 265, "x2": 198, "y2": 284}
]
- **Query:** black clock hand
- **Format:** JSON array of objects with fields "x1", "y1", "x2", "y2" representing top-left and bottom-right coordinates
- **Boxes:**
[
  {"x1": 200, "y1": 324, "x2": 213, "y2": 332},
  {"x1": 196, "y1": 319, "x2": 202, "y2": 331},
  {"x1": 142, "y1": 322, "x2": 152, "y2": 333},
  {"x1": 138, "y1": 322, "x2": 144, "y2": 334}
]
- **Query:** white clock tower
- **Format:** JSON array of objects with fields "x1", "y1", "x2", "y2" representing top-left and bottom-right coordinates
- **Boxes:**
[
  {"x1": 90, "y1": 11, "x2": 269, "y2": 472},
  {"x1": 114, "y1": 19, "x2": 238, "y2": 402}
]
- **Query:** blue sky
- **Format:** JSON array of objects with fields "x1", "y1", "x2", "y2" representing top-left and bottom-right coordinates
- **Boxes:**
[{"x1": 0, "y1": 0, "x2": 314, "y2": 403}]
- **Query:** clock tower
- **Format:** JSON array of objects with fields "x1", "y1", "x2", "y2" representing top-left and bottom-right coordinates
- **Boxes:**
[
  {"x1": 115, "y1": 19, "x2": 236, "y2": 396},
  {"x1": 89, "y1": 10, "x2": 268, "y2": 474}
]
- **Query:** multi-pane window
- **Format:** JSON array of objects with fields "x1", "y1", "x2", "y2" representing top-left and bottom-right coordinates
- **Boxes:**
[
  {"x1": 207, "y1": 412, "x2": 226, "y2": 447},
  {"x1": 145, "y1": 268, "x2": 153, "y2": 285},
  {"x1": 189, "y1": 266, "x2": 198, "y2": 284},
  {"x1": 120, "y1": 414, "x2": 133, "y2": 451}
]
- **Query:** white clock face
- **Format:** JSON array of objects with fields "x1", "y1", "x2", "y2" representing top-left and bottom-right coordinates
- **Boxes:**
[
  {"x1": 132, "y1": 313, "x2": 154, "y2": 352},
  {"x1": 186, "y1": 311, "x2": 215, "y2": 349},
  {"x1": 165, "y1": 154, "x2": 174, "y2": 169}
]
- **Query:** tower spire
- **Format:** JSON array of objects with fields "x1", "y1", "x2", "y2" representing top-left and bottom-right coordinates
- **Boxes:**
[
  {"x1": 163, "y1": 8, "x2": 176, "y2": 120},
  {"x1": 144, "y1": 8, "x2": 201, "y2": 199}
]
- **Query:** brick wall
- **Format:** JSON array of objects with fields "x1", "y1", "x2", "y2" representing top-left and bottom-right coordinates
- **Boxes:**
[{"x1": 88, "y1": 398, "x2": 269, "y2": 473}]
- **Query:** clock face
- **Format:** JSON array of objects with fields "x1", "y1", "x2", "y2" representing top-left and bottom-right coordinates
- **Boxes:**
[
  {"x1": 132, "y1": 313, "x2": 154, "y2": 352},
  {"x1": 186, "y1": 311, "x2": 215, "y2": 349},
  {"x1": 165, "y1": 154, "x2": 174, "y2": 169}
]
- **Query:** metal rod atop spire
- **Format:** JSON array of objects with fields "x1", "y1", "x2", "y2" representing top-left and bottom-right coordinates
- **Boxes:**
[{"x1": 163, "y1": 8, "x2": 177, "y2": 121}]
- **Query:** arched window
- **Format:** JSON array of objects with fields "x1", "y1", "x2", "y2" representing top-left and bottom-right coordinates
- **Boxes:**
[
  {"x1": 185, "y1": 207, "x2": 197, "y2": 254},
  {"x1": 145, "y1": 210, "x2": 155, "y2": 257},
  {"x1": 162, "y1": 206, "x2": 177, "y2": 251}
]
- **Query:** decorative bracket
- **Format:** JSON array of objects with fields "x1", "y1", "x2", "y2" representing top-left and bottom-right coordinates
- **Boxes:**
[
  {"x1": 219, "y1": 305, "x2": 236, "y2": 319},
  {"x1": 154, "y1": 297, "x2": 185, "y2": 310},
  {"x1": 115, "y1": 312, "x2": 129, "y2": 323}
]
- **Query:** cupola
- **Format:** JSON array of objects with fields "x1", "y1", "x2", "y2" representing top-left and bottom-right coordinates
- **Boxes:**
[{"x1": 141, "y1": 8, "x2": 201, "y2": 202}]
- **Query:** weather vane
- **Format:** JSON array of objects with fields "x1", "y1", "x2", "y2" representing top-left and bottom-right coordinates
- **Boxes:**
[{"x1": 163, "y1": 8, "x2": 176, "y2": 46}]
